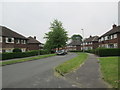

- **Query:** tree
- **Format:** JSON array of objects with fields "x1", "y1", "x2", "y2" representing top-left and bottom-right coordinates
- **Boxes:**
[
  {"x1": 44, "y1": 19, "x2": 68, "y2": 51},
  {"x1": 71, "y1": 34, "x2": 83, "y2": 42}
]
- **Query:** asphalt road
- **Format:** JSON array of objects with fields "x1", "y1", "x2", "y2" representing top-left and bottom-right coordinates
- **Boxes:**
[{"x1": 2, "y1": 53, "x2": 78, "y2": 88}]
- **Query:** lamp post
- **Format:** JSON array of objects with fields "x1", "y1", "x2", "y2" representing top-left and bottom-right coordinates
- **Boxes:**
[{"x1": 81, "y1": 29, "x2": 84, "y2": 52}]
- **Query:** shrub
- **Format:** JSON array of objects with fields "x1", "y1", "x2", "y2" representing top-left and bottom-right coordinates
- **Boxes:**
[
  {"x1": 2, "y1": 50, "x2": 51, "y2": 60},
  {"x1": 13, "y1": 48, "x2": 22, "y2": 52},
  {"x1": 69, "y1": 50, "x2": 82, "y2": 52},
  {"x1": 86, "y1": 48, "x2": 120, "y2": 57}
]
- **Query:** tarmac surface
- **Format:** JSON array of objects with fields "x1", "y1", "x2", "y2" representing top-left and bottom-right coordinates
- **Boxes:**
[
  {"x1": 2, "y1": 53, "x2": 108, "y2": 88},
  {"x1": 2, "y1": 53, "x2": 78, "y2": 88}
]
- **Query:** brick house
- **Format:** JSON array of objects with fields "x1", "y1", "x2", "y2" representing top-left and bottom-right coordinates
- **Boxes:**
[
  {"x1": 0, "y1": 26, "x2": 28, "y2": 53},
  {"x1": 67, "y1": 40, "x2": 82, "y2": 51},
  {"x1": 98, "y1": 24, "x2": 120, "y2": 48},
  {"x1": 81, "y1": 36, "x2": 99, "y2": 50},
  {"x1": 27, "y1": 36, "x2": 43, "y2": 51}
]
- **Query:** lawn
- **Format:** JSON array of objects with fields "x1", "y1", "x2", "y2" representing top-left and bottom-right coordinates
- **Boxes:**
[
  {"x1": 99, "y1": 57, "x2": 119, "y2": 88},
  {"x1": 55, "y1": 53, "x2": 88, "y2": 75},
  {"x1": 0, "y1": 54, "x2": 56, "y2": 66}
]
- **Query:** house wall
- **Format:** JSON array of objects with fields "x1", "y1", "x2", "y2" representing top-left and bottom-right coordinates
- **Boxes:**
[
  {"x1": 2, "y1": 37, "x2": 28, "y2": 52},
  {"x1": 27, "y1": 43, "x2": 40, "y2": 51},
  {"x1": 99, "y1": 33, "x2": 119, "y2": 48}
]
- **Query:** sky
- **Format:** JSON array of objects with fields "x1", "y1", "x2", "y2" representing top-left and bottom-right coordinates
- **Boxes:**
[{"x1": 0, "y1": 1, "x2": 119, "y2": 43}]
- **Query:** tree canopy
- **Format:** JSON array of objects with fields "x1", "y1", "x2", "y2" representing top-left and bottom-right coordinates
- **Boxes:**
[
  {"x1": 71, "y1": 34, "x2": 83, "y2": 42},
  {"x1": 44, "y1": 19, "x2": 68, "y2": 51}
]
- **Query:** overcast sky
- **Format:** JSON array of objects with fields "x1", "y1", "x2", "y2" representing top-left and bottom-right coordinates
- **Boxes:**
[{"x1": 0, "y1": 1, "x2": 119, "y2": 43}]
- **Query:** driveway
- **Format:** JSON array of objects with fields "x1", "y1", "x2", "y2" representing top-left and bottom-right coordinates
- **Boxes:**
[{"x1": 2, "y1": 53, "x2": 78, "y2": 88}]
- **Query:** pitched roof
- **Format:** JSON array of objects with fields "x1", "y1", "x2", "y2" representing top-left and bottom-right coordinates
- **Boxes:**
[
  {"x1": 0, "y1": 26, "x2": 27, "y2": 39},
  {"x1": 100, "y1": 25, "x2": 120, "y2": 37},
  {"x1": 68, "y1": 40, "x2": 82, "y2": 46},
  {"x1": 84, "y1": 36, "x2": 99, "y2": 42},
  {"x1": 27, "y1": 36, "x2": 41, "y2": 44}
]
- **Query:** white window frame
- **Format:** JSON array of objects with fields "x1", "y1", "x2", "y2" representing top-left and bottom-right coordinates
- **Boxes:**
[
  {"x1": 114, "y1": 34, "x2": 117, "y2": 39},
  {"x1": 0, "y1": 36, "x2": 2, "y2": 42},
  {"x1": 6, "y1": 37, "x2": 14, "y2": 43}
]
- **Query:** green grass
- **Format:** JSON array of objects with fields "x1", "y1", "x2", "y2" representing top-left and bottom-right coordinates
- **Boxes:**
[
  {"x1": 99, "y1": 57, "x2": 119, "y2": 88},
  {"x1": 0, "y1": 54, "x2": 56, "y2": 66},
  {"x1": 55, "y1": 53, "x2": 88, "y2": 75}
]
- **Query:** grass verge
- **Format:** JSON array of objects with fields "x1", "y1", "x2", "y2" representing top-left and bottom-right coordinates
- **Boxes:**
[
  {"x1": 99, "y1": 57, "x2": 119, "y2": 88},
  {"x1": 55, "y1": 53, "x2": 88, "y2": 76},
  {"x1": 0, "y1": 54, "x2": 56, "y2": 66}
]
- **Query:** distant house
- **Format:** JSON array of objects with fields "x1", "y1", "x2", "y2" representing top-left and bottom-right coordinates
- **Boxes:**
[
  {"x1": 81, "y1": 36, "x2": 99, "y2": 50},
  {"x1": 27, "y1": 36, "x2": 43, "y2": 51},
  {"x1": 0, "y1": 26, "x2": 28, "y2": 53},
  {"x1": 99, "y1": 24, "x2": 120, "y2": 48},
  {"x1": 67, "y1": 40, "x2": 82, "y2": 51}
]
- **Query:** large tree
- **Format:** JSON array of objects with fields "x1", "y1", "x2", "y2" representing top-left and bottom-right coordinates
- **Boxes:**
[
  {"x1": 44, "y1": 19, "x2": 68, "y2": 51},
  {"x1": 71, "y1": 34, "x2": 83, "y2": 42}
]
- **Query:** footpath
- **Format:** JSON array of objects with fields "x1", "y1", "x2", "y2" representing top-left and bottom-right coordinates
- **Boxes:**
[{"x1": 64, "y1": 53, "x2": 109, "y2": 88}]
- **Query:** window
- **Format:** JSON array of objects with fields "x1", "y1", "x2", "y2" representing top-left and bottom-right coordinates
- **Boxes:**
[
  {"x1": 114, "y1": 43, "x2": 118, "y2": 48},
  {"x1": 21, "y1": 40, "x2": 24, "y2": 44},
  {"x1": 114, "y1": 34, "x2": 117, "y2": 39},
  {"x1": 5, "y1": 48, "x2": 13, "y2": 52},
  {"x1": 16, "y1": 39, "x2": 20, "y2": 44},
  {"x1": 6, "y1": 37, "x2": 14, "y2": 43},
  {"x1": 21, "y1": 48, "x2": 26, "y2": 52},
  {"x1": 105, "y1": 36, "x2": 108, "y2": 40},
  {"x1": 23, "y1": 40, "x2": 26, "y2": 44},
  {"x1": 0, "y1": 36, "x2": 2, "y2": 42}
]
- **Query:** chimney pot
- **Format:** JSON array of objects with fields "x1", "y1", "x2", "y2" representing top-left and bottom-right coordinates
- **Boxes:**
[
  {"x1": 34, "y1": 36, "x2": 36, "y2": 39},
  {"x1": 113, "y1": 24, "x2": 117, "y2": 29}
]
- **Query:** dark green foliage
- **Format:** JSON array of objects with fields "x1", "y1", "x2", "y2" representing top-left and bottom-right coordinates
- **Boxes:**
[
  {"x1": 71, "y1": 34, "x2": 83, "y2": 42},
  {"x1": 13, "y1": 48, "x2": 22, "y2": 52},
  {"x1": 69, "y1": 50, "x2": 82, "y2": 52},
  {"x1": 44, "y1": 19, "x2": 68, "y2": 51},
  {"x1": 85, "y1": 48, "x2": 120, "y2": 57},
  {"x1": 1, "y1": 50, "x2": 50, "y2": 60}
]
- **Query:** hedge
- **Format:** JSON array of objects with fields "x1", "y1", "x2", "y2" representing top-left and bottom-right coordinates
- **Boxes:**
[
  {"x1": 1, "y1": 50, "x2": 50, "y2": 60},
  {"x1": 85, "y1": 48, "x2": 120, "y2": 57},
  {"x1": 69, "y1": 50, "x2": 82, "y2": 52}
]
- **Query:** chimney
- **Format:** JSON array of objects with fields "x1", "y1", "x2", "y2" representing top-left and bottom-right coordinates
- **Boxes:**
[
  {"x1": 90, "y1": 35, "x2": 92, "y2": 38},
  {"x1": 112, "y1": 24, "x2": 117, "y2": 29},
  {"x1": 34, "y1": 36, "x2": 36, "y2": 39}
]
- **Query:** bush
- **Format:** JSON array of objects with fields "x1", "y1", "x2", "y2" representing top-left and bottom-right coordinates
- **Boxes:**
[
  {"x1": 69, "y1": 50, "x2": 82, "y2": 52},
  {"x1": 1, "y1": 50, "x2": 51, "y2": 60},
  {"x1": 86, "y1": 48, "x2": 120, "y2": 57},
  {"x1": 13, "y1": 48, "x2": 22, "y2": 52}
]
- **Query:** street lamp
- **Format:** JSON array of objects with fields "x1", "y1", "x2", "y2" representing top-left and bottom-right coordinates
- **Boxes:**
[{"x1": 81, "y1": 29, "x2": 84, "y2": 52}]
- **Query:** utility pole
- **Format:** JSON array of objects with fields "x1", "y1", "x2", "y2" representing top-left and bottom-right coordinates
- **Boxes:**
[{"x1": 81, "y1": 29, "x2": 84, "y2": 52}]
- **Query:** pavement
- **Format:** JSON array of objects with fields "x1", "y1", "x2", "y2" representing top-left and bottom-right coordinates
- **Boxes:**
[
  {"x1": 2, "y1": 53, "x2": 109, "y2": 88},
  {"x1": 2, "y1": 53, "x2": 78, "y2": 88},
  {"x1": 64, "y1": 53, "x2": 108, "y2": 88}
]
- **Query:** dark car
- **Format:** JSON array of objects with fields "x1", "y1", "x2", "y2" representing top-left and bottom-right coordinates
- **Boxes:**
[{"x1": 56, "y1": 49, "x2": 67, "y2": 55}]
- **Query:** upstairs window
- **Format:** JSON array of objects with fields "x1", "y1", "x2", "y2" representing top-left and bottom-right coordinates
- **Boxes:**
[
  {"x1": 16, "y1": 39, "x2": 20, "y2": 44},
  {"x1": 114, "y1": 34, "x2": 117, "y2": 39},
  {"x1": 6, "y1": 37, "x2": 14, "y2": 43}
]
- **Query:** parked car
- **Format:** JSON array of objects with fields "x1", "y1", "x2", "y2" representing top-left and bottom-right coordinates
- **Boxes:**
[{"x1": 56, "y1": 49, "x2": 67, "y2": 55}]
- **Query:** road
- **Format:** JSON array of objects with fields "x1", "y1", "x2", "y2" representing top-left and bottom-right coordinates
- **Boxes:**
[{"x1": 2, "y1": 53, "x2": 78, "y2": 88}]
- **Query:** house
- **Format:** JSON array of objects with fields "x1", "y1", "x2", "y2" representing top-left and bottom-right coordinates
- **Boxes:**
[
  {"x1": 67, "y1": 40, "x2": 82, "y2": 51},
  {"x1": 0, "y1": 26, "x2": 28, "y2": 53},
  {"x1": 81, "y1": 35, "x2": 99, "y2": 50},
  {"x1": 98, "y1": 24, "x2": 120, "y2": 48},
  {"x1": 27, "y1": 36, "x2": 43, "y2": 51}
]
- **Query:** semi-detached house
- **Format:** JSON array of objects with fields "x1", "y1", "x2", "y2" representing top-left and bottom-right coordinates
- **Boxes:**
[
  {"x1": 0, "y1": 26, "x2": 43, "y2": 53},
  {"x1": 98, "y1": 24, "x2": 120, "y2": 48},
  {"x1": 0, "y1": 26, "x2": 28, "y2": 53}
]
